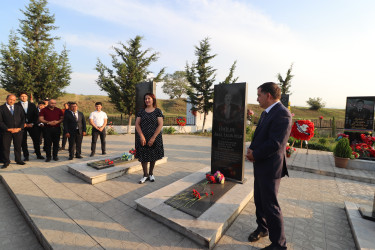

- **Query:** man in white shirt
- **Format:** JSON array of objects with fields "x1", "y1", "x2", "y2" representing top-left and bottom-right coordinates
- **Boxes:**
[{"x1": 89, "y1": 102, "x2": 108, "y2": 156}]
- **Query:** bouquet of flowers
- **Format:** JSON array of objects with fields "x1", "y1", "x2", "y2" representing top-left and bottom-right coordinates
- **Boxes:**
[
  {"x1": 286, "y1": 145, "x2": 296, "y2": 157},
  {"x1": 206, "y1": 171, "x2": 225, "y2": 184},
  {"x1": 122, "y1": 148, "x2": 136, "y2": 161},
  {"x1": 351, "y1": 134, "x2": 375, "y2": 158}
]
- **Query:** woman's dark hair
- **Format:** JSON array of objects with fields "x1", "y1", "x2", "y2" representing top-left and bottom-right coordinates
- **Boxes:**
[
  {"x1": 144, "y1": 93, "x2": 157, "y2": 108},
  {"x1": 258, "y1": 82, "x2": 281, "y2": 100}
]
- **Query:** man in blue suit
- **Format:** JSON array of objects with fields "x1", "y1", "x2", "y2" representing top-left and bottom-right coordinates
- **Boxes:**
[{"x1": 246, "y1": 82, "x2": 292, "y2": 250}]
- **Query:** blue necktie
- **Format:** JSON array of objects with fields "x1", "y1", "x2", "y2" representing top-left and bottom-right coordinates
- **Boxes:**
[{"x1": 10, "y1": 105, "x2": 14, "y2": 115}]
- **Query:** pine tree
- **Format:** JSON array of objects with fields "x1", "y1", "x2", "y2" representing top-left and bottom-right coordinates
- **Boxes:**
[
  {"x1": 96, "y1": 35, "x2": 164, "y2": 134},
  {"x1": 186, "y1": 38, "x2": 238, "y2": 131},
  {"x1": 0, "y1": 0, "x2": 71, "y2": 101},
  {"x1": 277, "y1": 63, "x2": 294, "y2": 95}
]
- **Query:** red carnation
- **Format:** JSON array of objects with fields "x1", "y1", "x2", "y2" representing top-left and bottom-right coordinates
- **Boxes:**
[
  {"x1": 211, "y1": 191, "x2": 214, "y2": 195},
  {"x1": 205, "y1": 192, "x2": 209, "y2": 196}
]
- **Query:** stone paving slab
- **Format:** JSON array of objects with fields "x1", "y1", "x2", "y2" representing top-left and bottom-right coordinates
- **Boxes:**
[
  {"x1": 287, "y1": 148, "x2": 375, "y2": 184},
  {"x1": 135, "y1": 166, "x2": 254, "y2": 249},
  {"x1": 345, "y1": 201, "x2": 375, "y2": 250},
  {"x1": 0, "y1": 135, "x2": 374, "y2": 249},
  {"x1": 68, "y1": 155, "x2": 168, "y2": 184}
]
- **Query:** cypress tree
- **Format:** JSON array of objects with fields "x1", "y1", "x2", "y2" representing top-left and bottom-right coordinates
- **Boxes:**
[
  {"x1": 0, "y1": 0, "x2": 71, "y2": 101},
  {"x1": 96, "y1": 35, "x2": 164, "y2": 134},
  {"x1": 277, "y1": 63, "x2": 294, "y2": 95},
  {"x1": 185, "y1": 37, "x2": 238, "y2": 131}
]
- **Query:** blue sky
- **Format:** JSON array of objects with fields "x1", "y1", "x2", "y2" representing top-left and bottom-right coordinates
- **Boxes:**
[{"x1": 1, "y1": 0, "x2": 375, "y2": 109}]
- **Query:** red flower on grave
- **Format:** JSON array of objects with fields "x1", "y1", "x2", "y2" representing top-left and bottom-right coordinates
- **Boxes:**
[
  {"x1": 205, "y1": 192, "x2": 209, "y2": 196},
  {"x1": 211, "y1": 191, "x2": 214, "y2": 195}
]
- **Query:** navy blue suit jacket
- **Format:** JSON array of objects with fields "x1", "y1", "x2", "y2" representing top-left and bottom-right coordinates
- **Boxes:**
[{"x1": 249, "y1": 102, "x2": 292, "y2": 179}]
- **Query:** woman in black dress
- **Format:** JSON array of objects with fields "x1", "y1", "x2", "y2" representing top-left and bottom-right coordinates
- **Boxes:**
[{"x1": 135, "y1": 93, "x2": 164, "y2": 184}]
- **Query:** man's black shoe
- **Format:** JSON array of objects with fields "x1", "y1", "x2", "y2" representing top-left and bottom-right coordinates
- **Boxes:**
[
  {"x1": 102, "y1": 152, "x2": 106, "y2": 155},
  {"x1": 248, "y1": 229, "x2": 269, "y2": 242},
  {"x1": 45, "y1": 158, "x2": 51, "y2": 162},
  {"x1": 1, "y1": 162, "x2": 9, "y2": 169},
  {"x1": 90, "y1": 153, "x2": 95, "y2": 157},
  {"x1": 68, "y1": 157, "x2": 73, "y2": 160},
  {"x1": 261, "y1": 243, "x2": 286, "y2": 250},
  {"x1": 16, "y1": 161, "x2": 26, "y2": 165},
  {"x1": 76, "y1": 155, "x2": 83, "y2": 159},
  {"x1": 53, "y1": 157, "x2": 59, "y2": 161},
  {"x1": 24, "y1": 156, "x2": 29, "y2": 161},
  {"x1": 37, "y1": 155, "x2": 45, "y2": 159}
]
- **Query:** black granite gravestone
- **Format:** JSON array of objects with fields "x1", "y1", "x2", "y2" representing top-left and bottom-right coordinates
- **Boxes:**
[
  {"x1": 164, "y1": 179, "x2": 236, "y2": 218},
  {"x1": 135, "y1": 81, "x2": 156, "y2": 114},
  {"x1": 211, "y1": 83, "x2": 247, "y2": 182},
  {"x1": 344, "y1": 96, "x2": 375, "y2": 145},
  {"x1": 281, "y1": 94, "x2": 289, "y2": 108}
]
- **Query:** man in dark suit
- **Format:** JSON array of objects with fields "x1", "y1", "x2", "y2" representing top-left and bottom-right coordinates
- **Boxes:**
[
  {"x1": 0, "y1": 94, "x2": 26, "y2": 168},
  {"x1": 246, "y1": 82, "x2": 292, "y2": 250},
  {"x1": 16, "y1": 92, "x2": 44, "y2": 161},
  {"x1": 63, "y1": 102, "x2": 86, "y2": 160}
]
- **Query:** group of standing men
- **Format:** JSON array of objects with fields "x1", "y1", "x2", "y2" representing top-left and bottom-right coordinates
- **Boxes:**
[{"x1": 0, "y1": 93, "x2": 108, "y2": 169}]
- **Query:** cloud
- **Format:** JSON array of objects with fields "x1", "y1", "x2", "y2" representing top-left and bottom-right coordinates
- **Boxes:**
[
  {"x1": 50, "y1": 0, "x2": 375, "y2": 108},
  {"x1": 62, "y1": 33, "x2": 114, "y2": 52}
]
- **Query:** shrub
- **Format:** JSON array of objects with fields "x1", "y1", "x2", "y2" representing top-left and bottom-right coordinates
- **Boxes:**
[
  {"x1": 318, "y1": 138, "x2": 327, "y2": 145},
  {"x1": 106, "y1": 126, "x2": 117, "y2": 135},
  {"x1": 306, "y1": 97, "x2": 325, "y2": 110},
  {"x1": 333, "y1": 137, "x2": 352, "y2": 158},
  {"x1": 331, "y1": 116, "x2": 336, "y2": 137},
  {"x1": 163, "y1": 126, "x2": 176, "y2": 134},
  {"x1": 86, "y1": 125, "x2": 92, "y2": 136}
]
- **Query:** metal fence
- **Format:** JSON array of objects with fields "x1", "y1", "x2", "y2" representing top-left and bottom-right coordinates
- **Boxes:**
[{"x1": 106, "y1": 115, "x2": 196, "y2": 126}]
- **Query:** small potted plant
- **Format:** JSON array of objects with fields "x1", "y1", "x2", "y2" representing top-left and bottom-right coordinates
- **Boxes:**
[{"x1": 333, "y1": 137, "x2": 352, "y2": 168}]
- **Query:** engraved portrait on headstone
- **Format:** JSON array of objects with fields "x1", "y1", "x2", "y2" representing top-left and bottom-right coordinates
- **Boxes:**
[
  {"x1": 211, "y1": 83, "x2": 247, "y2": 182},
  {"x1": 345, "y1": 97, "x2": 375, "y2": 130}
]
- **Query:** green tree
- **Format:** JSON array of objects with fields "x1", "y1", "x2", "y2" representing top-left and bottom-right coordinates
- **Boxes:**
[
  {"x1": 277, "y1": 63, "x2": 294, "y2": 95},
  {"x1": 306, "y1": 97, "x2": 326, "y2": 110},
  {"x1": 162, "y1": 71, "x2": 190, "y2": 99},
  {"x1": 0, "y1": 0, "x2": 71, "y2": 101},
  {"x1": 96, "y1": 35, "x2": 164, "y2": 134},
  {"x1": 186, "y1": 38, "x2": 238, "y2": 132}
]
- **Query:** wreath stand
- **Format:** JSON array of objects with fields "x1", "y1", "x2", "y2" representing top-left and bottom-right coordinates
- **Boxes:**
[{"x1": 291, "y1": 139, "x2": 309, "y2": 154}]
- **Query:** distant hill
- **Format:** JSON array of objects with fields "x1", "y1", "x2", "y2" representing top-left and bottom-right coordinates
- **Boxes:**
[
  {"x1": 0, "y1": 88, "x2": 186, "y2": 116},
  {"x1": 0, "y1": 88, "x2": 345, "y2": 119}
]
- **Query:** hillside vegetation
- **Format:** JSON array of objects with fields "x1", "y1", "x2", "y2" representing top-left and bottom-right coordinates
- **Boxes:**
[{"x1": 0, "y1": 88, "x2": 345, "y2": 119}]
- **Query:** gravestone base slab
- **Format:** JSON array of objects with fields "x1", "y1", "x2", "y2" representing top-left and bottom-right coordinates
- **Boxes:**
[
  {"x1": 68, "y1": 156, "x2": 168, "y2": 184},
  {"x1": 135, "y1": 166, "x2": 253, "y2": 249},
  {"x1": 345, "y1": 201, "x2": 375, "y2": 250}
]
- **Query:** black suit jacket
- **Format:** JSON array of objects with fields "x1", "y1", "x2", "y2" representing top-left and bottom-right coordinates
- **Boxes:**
[
  {"x1": 16, "y1": 101, "x2": 39, "y2": 125},
  {"x1": 249, "y1": 102, "x2": 292, "y2": 179},
  {"x1": 0, "y1": 104, "x2": 25, "y2": 133},
  {"x1": 63, "y1": 110, "x2": 86, "y2": 135}
]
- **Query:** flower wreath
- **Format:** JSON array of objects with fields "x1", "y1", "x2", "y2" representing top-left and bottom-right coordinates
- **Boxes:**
[
  {"x1": 291, "y1": 120, "x2": 315, "y2": 141},
  {"x1": 176, "y1": 116, "x2": 187, "y2": 126}
]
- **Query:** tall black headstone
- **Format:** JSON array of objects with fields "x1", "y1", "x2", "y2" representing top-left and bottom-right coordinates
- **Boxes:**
[
  {"x1": 135, "y1": 81, "x2": 156, "y2": 142},
  {"x1": 135, "y1": 81, "x2": 156, "y2": 114},
  {"x1": 344, "y1": 96, "x2": 375, "y2": 145},
  {"x1": 280, "y1": 94, "x2": 289, "y2": 109},
  {"x1": 211, "y1": 82, "x2": 247, "y2": 182}
]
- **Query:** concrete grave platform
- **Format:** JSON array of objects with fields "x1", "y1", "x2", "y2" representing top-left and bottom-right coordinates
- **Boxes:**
[
  {"x1": 68, "y1": 156, "x2": 168, "y2": 184},
  {"x1": 345, "y1": 201, "x2": 375, "y2": 250},
  {"x1": 135, "y1": 166, "x2": 254, "y2": 249}
]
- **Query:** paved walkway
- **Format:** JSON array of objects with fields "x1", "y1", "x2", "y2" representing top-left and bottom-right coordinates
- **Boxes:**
[{"x1": 0, "y1": 134, "x2": 374, "y2": 249}]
